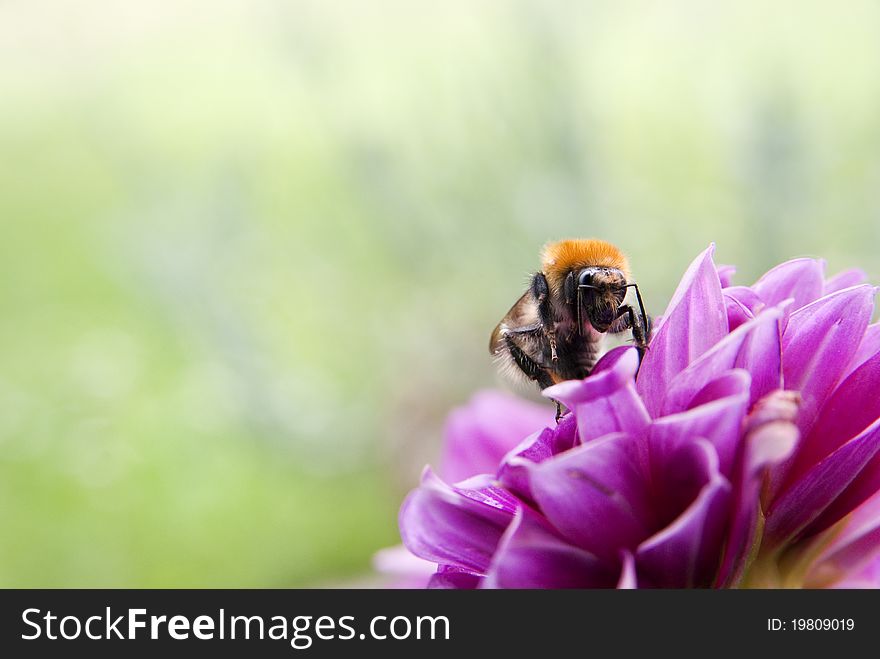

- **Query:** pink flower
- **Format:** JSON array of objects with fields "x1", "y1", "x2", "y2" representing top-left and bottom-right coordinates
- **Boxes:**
[{"x1": 398, "y1": 246, "x2": 880, "y2": 588}]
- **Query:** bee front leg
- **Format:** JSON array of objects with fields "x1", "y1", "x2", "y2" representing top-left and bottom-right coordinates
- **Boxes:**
[
  {"x1": 503, "y1": 334, "x2": 555, "y2": 390},
  {"x1": 553, "y1": 400, "x2": 566, "y2": 423},
  {"x1": 503, "y1": 333, "x2": 566, "y2": 423},
  {"x1": 611, "y1": 305, "x2": 652, "y2": 360}
]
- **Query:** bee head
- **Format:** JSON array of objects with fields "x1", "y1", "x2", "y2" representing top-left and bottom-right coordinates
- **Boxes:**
[{"x1": 565, "y1": 266, "x2": 628, "y2": 333}]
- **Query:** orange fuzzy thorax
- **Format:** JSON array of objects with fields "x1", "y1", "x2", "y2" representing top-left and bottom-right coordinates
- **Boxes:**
[{"x1": 540, "y1": 239, "x2": 631, "y2": 294}]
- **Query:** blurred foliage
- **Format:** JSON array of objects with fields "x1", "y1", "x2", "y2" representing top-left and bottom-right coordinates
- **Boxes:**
[{"x1": 1, "y1": 0, "x2": 879, "y2": 586}]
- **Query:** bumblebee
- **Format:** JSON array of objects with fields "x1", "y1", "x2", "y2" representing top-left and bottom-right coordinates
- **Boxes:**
[{"x1": 490, "y1": 239, "x2": 650, "y2": 400}]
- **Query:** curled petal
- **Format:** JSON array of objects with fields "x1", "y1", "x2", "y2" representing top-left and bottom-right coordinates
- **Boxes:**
[
  {"x1": 441, "y1": 390, "x2": 554, "y2": 483},
  {"x1": 545, "y1": 347, "x2": 650, "y2": 444},
  {"x1": 649, "y1": 430, "x2": 724, "y2": 525},
  {"x1": 780, "y1": 285, "x2": 875, "y2": 437},
  {"x1": 617, "y1": 551, "x2": 638, "y2": 589},
  {"x1": 497, "y1": 415, "x2": 578, "y2": 503},
  {"x1": 637, "y1": 245, "x2": 728, "y2": 417},
  {"x1": 825, "y1": 268, "x2": 868, "y2": 295},
  {"x1": 504, "y1": 413, "x2": 578, "y2": 464},
  {"x1": 686, "y1": 370, "x2": 751, "y2": 410},
  {"x1": 752, "y1": 257, "x2": 825, "y2": 312},
  {"x1": 724, "y1": 285, "x2": 763, "y2": 312},
  {"x1": 483, "y1": 507, "x2": 618, "y2": 588},
  {"x1": 662, "y1": 310, "x2": 782, "y2": 414},
  {"x1": 546, "y1": 346, "x2": 636, "y2": 408},
  {"x1": 590, "y1": 344, "x2": 637, "y2": 376},
  {"x1": 717, "y1": 264, "x2": 737, "y2": 288},
  {"x1": 636, "y1": 441, "x2": 731, "y2": 588},
  {"x1": 724, "y1": 297, "x2": 753, "y2": 333},
  {"x1": 649, "y1": 371, "x2": 750, "y2": 477},
  {"x1": 528, "y1": 432, "x2": 652, "y2": 562},
  {"x1": 716, "y1": 390, "x2": 800, "y2": 587},
  {"x1": 428, "y1": 566, "x2": 482, "y2": 589},
  {"x1": 399, "y1": 469, "x2": 516, "y2": 574},
  {"x1": 765, "y1": 416, "x2": 880, "y2": 544}
]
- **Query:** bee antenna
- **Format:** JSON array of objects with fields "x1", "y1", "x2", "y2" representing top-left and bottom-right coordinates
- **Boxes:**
[{"x1": 576, "y1": 286, "x2": 583, "y2": 336}]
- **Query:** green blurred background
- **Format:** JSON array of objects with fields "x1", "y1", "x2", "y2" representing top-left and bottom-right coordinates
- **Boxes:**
[{"x1": 1, "y1": 1, "x2": 879, "y2": 586}]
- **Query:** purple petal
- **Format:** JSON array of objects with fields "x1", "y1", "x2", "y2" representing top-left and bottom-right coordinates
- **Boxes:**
[
  {"x1": 790, "y1": 350, "x2": 880, "y2": 486},
  {"x1": 662, "y1": 310, "x2": 782, "y2": 414},
  {"x1": 637, "y1": 245, "x2": 728, "y2": 417},
  {"x1": 842, "y1": 322, "x2": 880, "y2": 381},
  {"x1": 617, "y1": 552, "x2": 637, "y2": 589},
  {"x1": 591, "y1": 344, "x2": 637, "y2": 376},
  {"x1": 528, "y1": 432, "x2": 653, "y2": 562},
  {"x1": 715, "y1": 390, "x2": 800, "y2": 587},
  {"x1": 802, "y1": 449, "x2": 880, "y2": 539},
  {"x1": 829, "y1": 555, "x2": 880, "y2": 588},
  {"x1": 752, "y1": 257, "x2": 825, "y2": 312},
  {"x1": 648, "y1": 430, "x2": 723, "y2": 527},
  {"x1": 372, "y1": 545, "x2": 436, "y2": 588},
  {"x1": 505, "y1": 413, "x2": 578, "y2": 465},
  {"x1": 441, "y1": 390, "x2": 555, "y2": 483},
  {"x1": 765, "y1": 416, "x2": 880, "y2": 544},
  {"x1": 717, "y1": 264, "x2": 737, "y2": 288},
  {"x1": 825, "y1": 268, "x2": 868, "y2": 295},
  {"x1": 735, "y1": 310, "x2": 785, "y2": 408},
  {"x1": 806, "y1": 490, "x2": 880, "y2": 587},
  {"x1": 428, "y1": 566, "x2": 482, "y2": 589},
  {"x1": 545, "y1": 347, "x2": 650, "y2": 444},
  {"x1": 497, "y1": 414, "x2": 578, "y2": 503},
  {"x1": 648, "y1": 372, "x2": 750, "y2": 477},
  {"x1": 725, "y1": 285, "x2": 763, "y2": 311},
  {"x1": 724, "y1": 288, "x2": 756, "y2": 331},
  {"x1": 483, "y1": 507, "x2": 619, "y2": 588},
  {"x1": 544, "y1": 345, "x2": 636, "y2": 404},
  {"x1": 686, "y1": 371, "x2": 750, "y2": 410},
  {"x1": 399, "y1": 470, "x2": 517, "y2": 574},
  {"x1": 636, "y1": 440, "x2": 731, "y2": 588},
  {"x1": 780, "y1": 285, "x2": 875, "y2": 437}
]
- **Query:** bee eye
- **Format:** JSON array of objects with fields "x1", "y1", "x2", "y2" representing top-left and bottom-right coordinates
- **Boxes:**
[{"x1": 577, "y1": 270, "x2": 593, "y2": 287}]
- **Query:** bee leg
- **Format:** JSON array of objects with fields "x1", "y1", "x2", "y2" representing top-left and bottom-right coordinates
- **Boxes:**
[
  {"x1": 504, "y1": 334, "x2": 555, "y2": 390},
  {"x1": 612, "y1": 305, "x2": 651, "y2": 362},
  {"x1": 548, "y1": 329, "x2": 559, "y2": 363},
  {"x1": 643, "y1": 313, "x2": 653, "y2": 342},
  {"x1": 553, "y1": 400, "x2": 564, "y2": 423}
]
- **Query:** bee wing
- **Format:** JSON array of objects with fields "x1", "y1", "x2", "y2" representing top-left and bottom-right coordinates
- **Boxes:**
[{"x1": 489, "y1": 290, "x2": 541, "y2": 354}]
